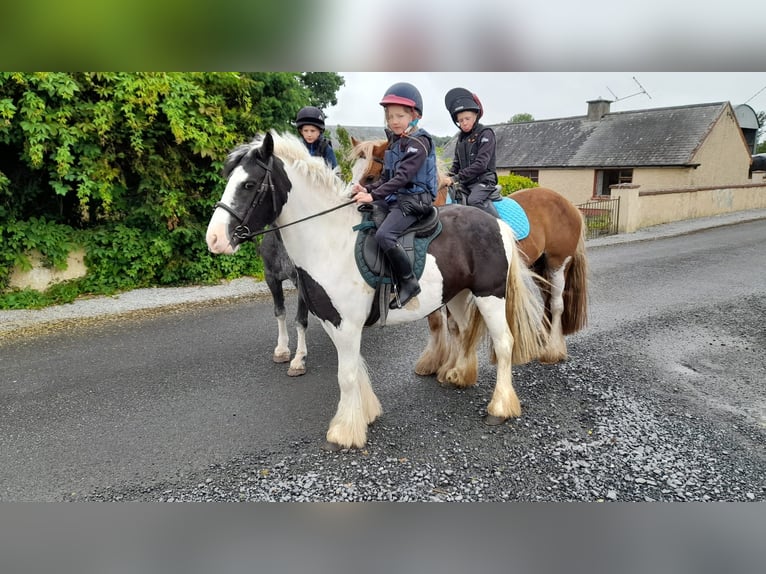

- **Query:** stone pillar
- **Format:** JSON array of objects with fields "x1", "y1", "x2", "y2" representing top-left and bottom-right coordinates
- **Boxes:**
[{"x1": 610, "y1": 184, "x2": 640, "y2": 233}]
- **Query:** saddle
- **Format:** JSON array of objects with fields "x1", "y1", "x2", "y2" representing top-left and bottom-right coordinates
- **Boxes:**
[{"x1": 353, "y1": 203, "x2": 442, "y2": 326}]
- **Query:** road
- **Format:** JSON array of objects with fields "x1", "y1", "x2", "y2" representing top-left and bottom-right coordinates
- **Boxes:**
[{"x1": 1, "y1": 220, "x2": 765, "y2": 501}]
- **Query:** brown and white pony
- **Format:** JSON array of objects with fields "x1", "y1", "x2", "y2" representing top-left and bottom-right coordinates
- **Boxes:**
[{"x1": 350, "y1": 137, "x2": 588, "y2": 385}]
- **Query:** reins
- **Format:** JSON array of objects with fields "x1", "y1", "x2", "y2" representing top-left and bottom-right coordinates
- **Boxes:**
[
  {"x1": 231, "y1": 199, "x2": 357, "y2": 241},
  {"x1": 214, "y1": 155, "x2": 358, "y2": 242}
]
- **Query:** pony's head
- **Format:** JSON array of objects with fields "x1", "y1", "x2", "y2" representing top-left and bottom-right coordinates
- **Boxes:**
[
  {"x1": 348, "y1": 136, "x2": 452, "y2": 203},
  {"x1": 206, "y1": 132, "x2": 292, "y2": 254},
  {"x1": 349, "y1": 136, "x2": 387, "y2": 187}
]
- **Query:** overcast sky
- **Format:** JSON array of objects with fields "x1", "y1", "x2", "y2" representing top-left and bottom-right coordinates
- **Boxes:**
[{"x1": 325, "y1": 73, "x2": 766, "y2": 137}]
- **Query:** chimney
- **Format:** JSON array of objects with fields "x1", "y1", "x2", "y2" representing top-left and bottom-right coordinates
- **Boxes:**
[{"x1": 587, "y1": 99, "x2": 612, "y2": 121}]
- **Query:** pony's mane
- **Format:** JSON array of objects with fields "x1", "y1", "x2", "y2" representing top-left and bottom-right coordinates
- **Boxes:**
[
  {"x1": 269, "y1": 131, "x2": 347, "y2": 196},
  {"x1": 348, "y1": 138, "x2": 387, "y2": 162}
]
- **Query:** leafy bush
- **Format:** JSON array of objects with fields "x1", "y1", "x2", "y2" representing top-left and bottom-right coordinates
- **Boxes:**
[
  {"x1": 0, "y1": 72, "x2": 343, "y2": 308},
  {"x1": 0, "y1": 217, "x2": 76, "y2": 288},
  {"x1": 498, "y1": 173, "x2": 538, "y2": 195}
]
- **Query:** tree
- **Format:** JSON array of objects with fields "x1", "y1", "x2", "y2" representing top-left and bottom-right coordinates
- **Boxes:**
[
  {"x1": 508, "y1": 113, "x2": 534, "y2": 123},
  {"x1": 299, "y1": 72, "x2": 345, "y2": 110},
  {"x1": 757, "y1": 110, "x2": 766, "y2": 154}
]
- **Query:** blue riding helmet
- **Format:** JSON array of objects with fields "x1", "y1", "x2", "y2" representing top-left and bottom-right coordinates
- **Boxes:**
[{"x1": 380, "y1": 82, "x2": 423, "y2": 116}]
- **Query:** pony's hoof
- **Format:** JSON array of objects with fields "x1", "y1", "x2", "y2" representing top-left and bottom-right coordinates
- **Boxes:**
[
  {"x1": 321, "y1": 441, "x2": 343, "y2": 452},
  {"x1": 484, "y1": 414, "x2": 507, "y2": 426},
  {"x1": 414, "y1": 365, "x2": 437, "y2": 376},
  {"x1": 273, "y1": 352, "x2": 291, "y2": 364},
  {"x1": 287, "y1": 366, "x2": 306, "y2": 377}
]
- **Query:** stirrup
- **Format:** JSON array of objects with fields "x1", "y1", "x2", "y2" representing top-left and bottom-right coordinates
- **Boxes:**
[{"x1": 389, "y1": 283, "x2": 420, "y2": 309}]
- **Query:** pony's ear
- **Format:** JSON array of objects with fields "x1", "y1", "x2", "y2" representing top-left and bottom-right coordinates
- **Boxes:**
[
  {"x1": 351, "y1": 136, "x2": 360, "y2": 147},
  {"x1": 263, "y1": 131, "x2": 275, "y2": 158}
]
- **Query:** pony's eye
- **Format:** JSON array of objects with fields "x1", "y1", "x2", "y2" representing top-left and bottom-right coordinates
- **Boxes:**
[
  {"x1": 364, "y1": 175, "x2": 374, "y2": 183},
  {"x1": 244, "y1": 182, "x2": 255, "y2": 190}
]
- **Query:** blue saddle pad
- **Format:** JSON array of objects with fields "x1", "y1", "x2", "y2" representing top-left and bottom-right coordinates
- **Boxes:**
[
  {"x1": 494, "y1": 196, "x2": 530, "y2": 240},
  {"x1": 444, "y1": 193, "x2": 529, "y2": 240}
]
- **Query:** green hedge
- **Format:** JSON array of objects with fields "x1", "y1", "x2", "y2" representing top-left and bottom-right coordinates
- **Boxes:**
[
  {"x1": 498, "y1": 173, "x2": 538, "y2": 195},
  {"x1": 0, "y1": 72, "x2": 344, "y2": 308}
]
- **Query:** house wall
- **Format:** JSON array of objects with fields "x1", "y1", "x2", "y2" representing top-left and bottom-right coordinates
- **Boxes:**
[
  {"x1": 497, "y1": 168, "x2": 595, "y2": 204},
  {"x1": 689, "y1": 107, "x2": 752, "y2": 187},
  {"x1": 630, "y1": 108, "x2": 751, "y2": 192},
  {"x1": 633, "y1": 167, "x2": 694, "y2": 190}
]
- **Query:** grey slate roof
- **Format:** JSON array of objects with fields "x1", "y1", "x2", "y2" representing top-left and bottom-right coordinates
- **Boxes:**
[{"x1": 446, "y1": 102, "x2": 729, "y2": 170}]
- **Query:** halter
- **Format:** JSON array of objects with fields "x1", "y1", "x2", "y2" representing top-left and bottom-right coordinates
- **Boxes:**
[{"x1": 214, "y1": 155, "x2": 356, "y2": 242}]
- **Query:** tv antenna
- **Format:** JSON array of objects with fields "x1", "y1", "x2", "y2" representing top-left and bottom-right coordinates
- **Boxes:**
[{"x1": 606, "y1": 76, "x2": 652, "y2": 103}]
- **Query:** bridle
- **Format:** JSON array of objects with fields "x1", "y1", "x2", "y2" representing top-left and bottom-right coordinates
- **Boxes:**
[
  {"x1": 357, "y1": 147, "x2": 384, "y2": 185},
  {"x1": 214, "y1": 156, "x2": 277, "y2": 241},
  {"x1": 214, "y1": 155, "x2": 356, "y2": 242}
]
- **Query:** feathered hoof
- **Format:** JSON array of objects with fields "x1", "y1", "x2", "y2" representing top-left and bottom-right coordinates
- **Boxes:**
[
  {"x1": 272, "y1": 351, "x2": 291, "y2": 364},
  {"x1": 484, "y1": 414, "x2": 507, "y2": 426},
  {"x1": 414, "y1": 364, "x2": 437, "y2": 376},
  {"x1": 287, "y1": 365, "x2": 306, "y2": 377},
  {"x1": 321, "y1": 440, "x2": 343, "y2": 452}
]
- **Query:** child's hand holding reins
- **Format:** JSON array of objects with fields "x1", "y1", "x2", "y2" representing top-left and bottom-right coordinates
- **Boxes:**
[{"x1": 351, "y1": 182, "x2": 373, "y2": 203}]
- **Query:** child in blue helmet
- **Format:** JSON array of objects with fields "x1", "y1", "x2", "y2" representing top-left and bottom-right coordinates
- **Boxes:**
[
  {"x1": 443, "y1": 88, "x2": 500, "y2": 217},
  {"x1": 296, "y1": 106, "x2": 338, "y2": 169},
  {"x1": 351, "y1": 82, "x2": 437, "y2": 309}
]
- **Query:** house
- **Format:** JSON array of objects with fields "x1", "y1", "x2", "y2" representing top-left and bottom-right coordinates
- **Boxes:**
[{"x1": 446, "y1": 100, "x2": 758, "y2": 205}]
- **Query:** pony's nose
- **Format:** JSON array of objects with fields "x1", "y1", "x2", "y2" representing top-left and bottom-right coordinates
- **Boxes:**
[{"x1": 206, "y1": 228, "x2": 226, "y2": 253}]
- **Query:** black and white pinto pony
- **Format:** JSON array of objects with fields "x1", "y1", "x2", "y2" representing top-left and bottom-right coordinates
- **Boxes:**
[
  {"x1": 206, "y1": 132, "x2": 549, "y2": 450},
  {"x1": 257, "y1": 230, "x2": 308, "y2": 376}
]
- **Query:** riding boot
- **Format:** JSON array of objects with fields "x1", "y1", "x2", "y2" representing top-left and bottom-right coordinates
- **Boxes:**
[
  {"x1": 482, "y1": 200, "x2": 499, "y2": 218},
  {"x1": 385, "y1": 244, "x2": 421, "y2": 309}
]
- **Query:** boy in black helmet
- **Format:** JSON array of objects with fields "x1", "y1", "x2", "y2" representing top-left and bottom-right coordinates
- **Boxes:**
[
  {"x1": 350, "y1": 82, "x2": 437, "y2": 309},
  {"x1": 443, "y1": 87, "x2": 500, "y2": 217},
  {"x1": 295, "y1": 106, "x2": 338, "y2": 169}
]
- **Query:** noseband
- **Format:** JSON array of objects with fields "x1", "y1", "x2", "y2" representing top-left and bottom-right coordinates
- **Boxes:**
[{"x1": 214, "y1": 157, "x2": 276, "y2": 241}]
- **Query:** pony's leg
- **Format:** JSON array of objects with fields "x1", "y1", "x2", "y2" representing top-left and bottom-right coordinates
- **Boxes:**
[
  {"x1": 287, "y1": 292, "x2": 309, "y2": 377},
  {"x1": 539, "y1": 256, "x2": 571, "y2": 364},
  {"x1": 434, "y1": 313, "x2": 460, "y2": 383},
  {"x1": 324, "y1": 326, "x2": 382, "y2": 450},
  {"x1": 473, "y1": 296, "x2": 521, "y2": 424},
  {"x1": 415, "y1": 308, "x2": 449, "y2": 376},
  {"x1": 437, "y1": 293, "x2": 482, "y2": 387},
  {"x1": 266, "y1": 274, "x2": 291, "y2": 363}
]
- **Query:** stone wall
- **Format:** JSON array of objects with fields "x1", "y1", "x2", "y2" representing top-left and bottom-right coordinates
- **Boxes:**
[{"x1": 7, "y1": 249, "x2": 87, "y2": 292}]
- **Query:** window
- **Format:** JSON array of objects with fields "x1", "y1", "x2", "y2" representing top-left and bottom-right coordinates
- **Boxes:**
[
  {"x1": 511, "y1": 170, "x2": 539, "y2": 183},
  {"x1": 595, "y1": 169, "x2": 633, "y2": 196}
]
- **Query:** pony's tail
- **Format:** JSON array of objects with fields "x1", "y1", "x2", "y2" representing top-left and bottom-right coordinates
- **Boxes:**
[
  {"x1": 506, "y1": 240, "x2": 550, "y2": 364},
  {"x1": 561, "y1": 214, "x2": 589, "y2": 335}
]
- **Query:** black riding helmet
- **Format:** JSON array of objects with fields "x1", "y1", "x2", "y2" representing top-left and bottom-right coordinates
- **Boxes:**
[
  {"x1": 379, "y1": 82, "x2": 423, "y2": 116},
  {"x1": 445, "y1": 87, "x2": 483, "y2": 126},
  {"x1": 296, "y1": 106, "x2": 326, "y2": 131}
]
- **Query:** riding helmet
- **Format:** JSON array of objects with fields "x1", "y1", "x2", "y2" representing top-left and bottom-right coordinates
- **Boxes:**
[
  {"x1": 296, "y1": 106, "x2": 326, "y2": 131},
  {"x1": 379, "y1": 82, "x2": 423, "y2": 116},
  {"x1": 445, "y1": 87, "x2": 483, "y2": 125}
]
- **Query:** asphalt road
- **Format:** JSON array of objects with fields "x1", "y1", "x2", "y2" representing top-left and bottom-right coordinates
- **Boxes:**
[{"x1": 1, "y1": 220, "x2": 765, "y2": 501}]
